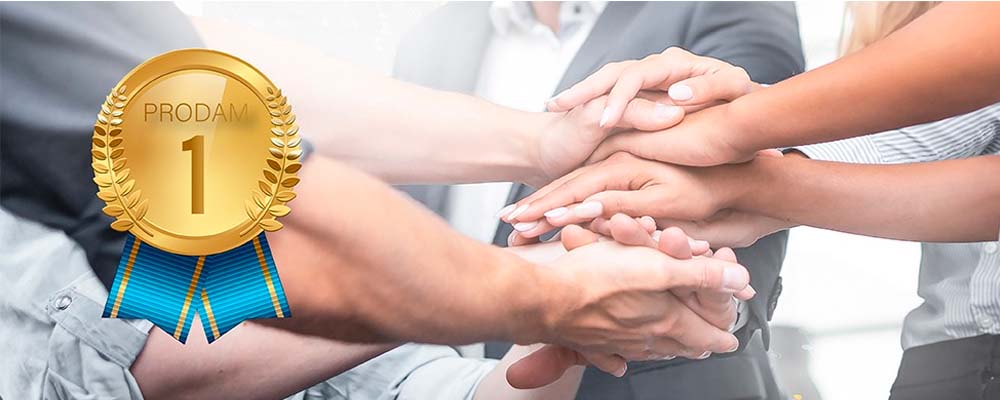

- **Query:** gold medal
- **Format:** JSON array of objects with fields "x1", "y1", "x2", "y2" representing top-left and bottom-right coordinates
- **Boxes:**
[
  {"x1": 94, "y1": 49, "x2": 299, "y2": 343},
  {"x1": 92, "y1": 49, "x2": 300, "y2": 256}
]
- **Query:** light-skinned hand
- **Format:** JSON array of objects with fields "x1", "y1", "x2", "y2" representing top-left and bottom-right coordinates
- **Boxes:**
[{"x1": 506, "y1": 218, "x2": 752, "y2": 389}]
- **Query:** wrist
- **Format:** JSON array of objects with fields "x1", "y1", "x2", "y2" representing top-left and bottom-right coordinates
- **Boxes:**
[
  {"x1": 519, "y1": 111, "x2": 566, "y2": 187},
  {"x1": 493, "y1": 251, "x2": 563, "y2": 345},
  {"x1": 728, "y1": 155, "x2": 786, "y2": 213},
  {"x1": 723, "y1": 96, "x2": 767, "y2": 157}
]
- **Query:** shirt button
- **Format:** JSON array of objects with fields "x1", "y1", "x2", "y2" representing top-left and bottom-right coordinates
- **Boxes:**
[
  {"x1": 54, "y1": 295, "x2": 73, "y2": 311},
  {"x1": 985, "y1": 242, "x2": 998, "y2": 254},
  {"x1": 978, "y1": 315, "x2": 995, "y2": 330}
]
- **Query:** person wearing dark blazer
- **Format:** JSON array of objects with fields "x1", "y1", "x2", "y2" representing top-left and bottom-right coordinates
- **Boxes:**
[{"x1": 393, "y1": 2, "x2": 804, "y2": 399}]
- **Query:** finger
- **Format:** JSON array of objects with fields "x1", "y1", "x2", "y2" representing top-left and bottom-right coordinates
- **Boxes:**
[
  {"x1": 547, "y1": 61, "x2": 633, "y2": 112},
  {"x1": 689, "y1": 237, "x2": 711, "y2": 256},
  {"x1": 713, "y1": 247, "x2": 756, "y2": 301},
  {"x1": 622, "y1": 336, "x2": 686, "y2": 361},
  {"x1": 586, "y1": 217, "x2": 612, "y2": 236},
  {"x1": 657, "y1": 226, "x2": 693, "y2": 260},
  {"x1": 638, "y1": 216, "x2": 657, "y2": 233},
  {"x1": 517, "y1": 163, "x2": 635, "y2": 223},
  {"x1": 511, "y1": 219, "x2": 557, "y2": 239},
  {"x1": 667, "y1": 66, "x2": 751, "y2": 106},
  {"x1": 607, "y1": 213, "x2": 657, "y2": 247},
  {"x1": 506, "y1": 345, "x2": 584, "y2": 389},
  {"x1": 581, "y1": 352, "x2": 629, "y2": 378},
  {"x1": 506, "y1": 162, "x2": 599, "y2": 223},
  {"x1": 508, "y1": 230, "x2": 540, "y2": 247},
  {"x1": 617, "y1": 97, "x2": 685, "y2": 131},
  {"x1": 755, "y1": 149, "x2": 784, "y2": 158},
  {"x1": 560, "y1": 224, "x2": 601, "y2": 250},
  {"x1": 651, "y1": 298, "x2": 740, "y2": 354},
  {"x1": 652, "y1": 254, "x2": 750, "y2": 294},
  {"x1": 602, "y1": 51, "x2": 698, "y2": 128},
  {"x1": 588, "y1": 188, "x2": 690, "y2": 220}
]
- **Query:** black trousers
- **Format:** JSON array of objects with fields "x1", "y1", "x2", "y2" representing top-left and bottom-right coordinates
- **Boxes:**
[{"x1": 890, "y1": 334, "x2": 1000, "y2": 400}]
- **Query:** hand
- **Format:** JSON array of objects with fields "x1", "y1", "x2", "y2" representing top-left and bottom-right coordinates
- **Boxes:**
[
  {"x1": 546, "y1": 47, "x2": 758, "y2": 129},
  {"x1": 509, "y1": 151, "x2": 736, "y2": 228},
  {"x1": 530, "y1": 92, "x2": 685, "y2": 187},
  {"x1": 507, "y1": 217, "x2": 752, "y2": 389}
]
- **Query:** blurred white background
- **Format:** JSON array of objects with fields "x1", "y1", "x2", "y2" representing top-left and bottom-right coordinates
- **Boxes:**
[{"x1": 176, "y1": 2, "x2": 924, "y2": 399}]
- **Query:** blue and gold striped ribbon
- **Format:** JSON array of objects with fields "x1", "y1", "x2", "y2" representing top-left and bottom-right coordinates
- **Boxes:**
[{"x1": 102, "y1": 234, "x2": 290, "y2": 343}]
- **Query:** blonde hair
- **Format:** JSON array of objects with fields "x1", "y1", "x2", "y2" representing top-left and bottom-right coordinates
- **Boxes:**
[{"x1": 840, "y1": 1, "x2": 939, "y2": 55}]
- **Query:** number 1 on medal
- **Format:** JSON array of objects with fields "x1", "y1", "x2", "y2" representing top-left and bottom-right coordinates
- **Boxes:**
[{"x1": 182, "y1": 135, "x2": 205, "y2": 214}]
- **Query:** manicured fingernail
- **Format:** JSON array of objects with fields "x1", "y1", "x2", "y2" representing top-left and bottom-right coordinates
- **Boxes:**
[
  {"x1": 507, "y1": 204, "x2": 530, "y2": 221},
  {"x1": 696, "y1": 240, "x2": 710, "y2": 248},
  {"x1": 513, "y1": 221, "x2": 539, "y2": 232},
  {"x1": 746, "y1": 285, "x2": 757, "y2": 297},
  {"x1": 507, "y1": 231, "x2": 518, "y2": 246},
  {"x1": 668, "y1": 84, "x2": 693, "y2": 101},
  {"x1": 659, "y1": 355, "x2": 676, "y2": 361},
  {"x1": 651, "y1": 230, "x2": 662, "y2": 242},
  {"x1": 599, "y1": 106, "x2": 614, "y2": 127},
  {"x1": 653, "y1": 103, "x2": 682, "y2": 120},
  {"x1": 543, "y1": 207, "x2": 568, "y2": 218},
  {"x1": 722, "y1": 265, "x2": 748, "y2": 291},
  {"x1": 725, "y1": 341, "x2": 740, "y2": 353},
  {"x1": 697, "y1": 351, "x2": 711, "y2": 359},
  {"x1": 573, "y1": 201, "x2": 603, "y2": 218},
  {"x1": 496, "y1": 204, "x2": 516, "y2": 219},
  {"x1": 614, "y1": 364, "x2": 628, "y2": 377}
]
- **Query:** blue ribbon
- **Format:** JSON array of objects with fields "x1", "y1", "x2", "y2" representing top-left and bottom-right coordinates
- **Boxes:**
[{"x1": 102, "y1": 234, "x2": 290, "y2": 343}]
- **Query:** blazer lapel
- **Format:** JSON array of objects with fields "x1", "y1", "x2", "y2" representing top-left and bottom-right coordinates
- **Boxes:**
[
  {"x1": 556, "y1": 2, "x2": 646, "y2": 92},
  {"x1": 494, "y1": 2, "x2": 647, "y2": 246}
]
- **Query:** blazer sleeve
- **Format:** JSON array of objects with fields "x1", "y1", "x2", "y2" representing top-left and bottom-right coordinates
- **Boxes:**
[{"x1": 681, "y1": 1, "x2": 805, "y2": 349}]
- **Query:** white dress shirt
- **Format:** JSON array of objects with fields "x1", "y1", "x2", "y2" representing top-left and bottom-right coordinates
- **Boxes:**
[{"x1": 445, "y1": 1, "x2": 606, "y2": 243}]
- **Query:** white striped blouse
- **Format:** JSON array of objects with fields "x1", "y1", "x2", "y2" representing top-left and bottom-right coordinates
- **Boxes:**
[{"x1": 796, "y1": 103, "x2": 1000, "y2": 350}]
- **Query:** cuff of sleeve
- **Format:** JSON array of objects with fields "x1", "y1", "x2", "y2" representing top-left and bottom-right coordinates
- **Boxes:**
[
  {"x1": 793, "y1": 136, "x2": 883, "y2": 164},
  {"x1": 730, "y1": 298, "x2": 750, "y2": 333}
]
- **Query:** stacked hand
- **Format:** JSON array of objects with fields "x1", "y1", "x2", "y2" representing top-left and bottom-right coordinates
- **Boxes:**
[
  {"x1": 507, "y1": 215, "x2": 754, "y2": 389},
  {"x1": 521, "y1": 47, "x2": 796, "y2": 248}
]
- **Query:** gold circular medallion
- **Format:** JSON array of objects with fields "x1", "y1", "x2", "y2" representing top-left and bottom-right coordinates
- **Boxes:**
[{"x1": 92, "y1": 49, "x2": 301, "y2": 256}]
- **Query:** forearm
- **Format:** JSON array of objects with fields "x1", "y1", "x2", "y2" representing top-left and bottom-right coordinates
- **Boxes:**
[
  {"x1": 193, "y1": 16, "x2": 550, "y2": 185},
  {"x1": 265, "y1": 155, "x2": 557, "y2": 344},
  {"x1": 726, "y1": 2, "x2": 1000, "y2": 152},
  {"x1": 133, "y1": 320, "x2": 391, "y2": 400},
  {"x1": 725, "y1": 155, "x2": 1000, "y2": 242}
]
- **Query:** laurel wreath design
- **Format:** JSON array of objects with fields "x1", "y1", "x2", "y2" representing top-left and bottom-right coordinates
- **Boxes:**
[
  {"x1": 92, "y1": 85, "x2": 152, "y2": 235},
  {"x1": 91, "y1": 85, "x2": 300, "y2": 237},
  {"x1": 239, "y1": 86, "x2": 301, "y2": 236}
]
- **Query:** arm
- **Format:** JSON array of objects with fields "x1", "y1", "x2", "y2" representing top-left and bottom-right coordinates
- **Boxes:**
[
  {"x1": 726, "y1": 154, "x2": 1000, "y2": 242},
  {"x1": 191, "y1": 16, "x2": 665, "y2": 188},
  {"x1": 132, "y1": 320, "x2": 392, "y2": 400},
  {"x1": 263, "y1": 155, "x2": 749, "y2": 354},
  {"x1": 727, "y1": 2, "x2": 1000, "y2": 153},
  {"x1": 514, "y1": 152, "x2": 1000, "y2": 243}
]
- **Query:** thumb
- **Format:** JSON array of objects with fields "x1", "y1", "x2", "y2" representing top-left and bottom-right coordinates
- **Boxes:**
[
  {"x1": 506, "y1": 345, "x2": 582, "y2": 389},
  {"x1": 618, "y1": 98, "x2": 685, "y2": 131},
  {"x1": 560, "y1": 224, "x2": 601, "y2": 250}
]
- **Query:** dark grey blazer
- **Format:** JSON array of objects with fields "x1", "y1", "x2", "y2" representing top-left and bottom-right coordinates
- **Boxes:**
[{"x1": 394, "y1": 2, "x2": 804, "y2": 399}]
